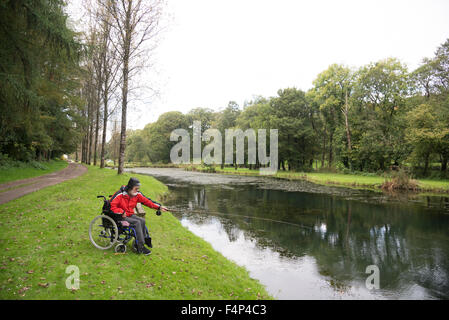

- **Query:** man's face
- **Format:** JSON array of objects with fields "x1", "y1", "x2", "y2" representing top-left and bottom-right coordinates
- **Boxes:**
[{"x1": 130, "y1": 186, "x2": 140, "y2": 196}]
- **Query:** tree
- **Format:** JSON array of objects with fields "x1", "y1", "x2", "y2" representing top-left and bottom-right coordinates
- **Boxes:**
[
  {"x1": 309, "y1": 64, "x2": 353, "y2": 168},
  {"x1": 213, "y1": 101, "x2": 241, "y2": 168},
  {"x1": 412, "y1": 58, "x2": 438, "y2": 99},
  {"x1": 406, "y1": 103, "x2": 449, "y2": 175},
  {"x1": 270, "y1": 88, "x2": 316, "y2": 171},
  {"x1": 0, "y1": 0, "x2": 84, "y2": 161},
  {"x1": 351, "y1": 58, "x2": 410, "y2": 171},
  {"x1": 433, "y1": 39, "x2": 449, "y2": 93},
  {"x1": 99, "y1": 0, "x2": 163, "y2": 174},
  {"x1": 141, "y1": 111, "x2": 189, "y2": 163},
  {"x1": 95, "y1": 6, "x2": 120, "y2": 168}
]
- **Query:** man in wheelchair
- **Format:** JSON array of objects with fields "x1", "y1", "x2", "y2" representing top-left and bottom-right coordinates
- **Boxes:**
[{"x1": 110, "y1": 177, "x2": 168, "y2": 255}]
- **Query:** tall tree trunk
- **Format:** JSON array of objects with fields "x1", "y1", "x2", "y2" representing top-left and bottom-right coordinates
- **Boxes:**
[
  {"x1": 424, "y1": 153, "x2": 429, "y2": 176},
  {"x1": 328, "y1": 131, "x2": 333, "y2": 168},
  {"x1": 87, "y1": 97, "x2": 93, "y2": 165},
  {"x1": 117, "y1": 4, "x2": 132, "y2": 175},
  {"x1": 321, "y1": 131, "x2": 326, "y2": 169},
  {"x1": 100, "y1": 95, "x2": 108, "y2": 168},
  {"x1": 441, "y1": 155, "x2": 447, "y2": 173},
  {"x1": 87, "y1": 120, "x2": 93, "y2": 165},
  {"x1": 93, "y1": 93, "x2": 100, "y2": 166},
  {"x1": 99, "y1": 17, "x2": 112, "y2": 169},
  {"x1": 118, "y1": 53, "x2": 129, "y2": 174}
]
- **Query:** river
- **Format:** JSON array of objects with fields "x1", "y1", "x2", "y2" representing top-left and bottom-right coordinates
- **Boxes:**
[{"x1": 126, "y1": 167, "x2": 449, "y2": 300}]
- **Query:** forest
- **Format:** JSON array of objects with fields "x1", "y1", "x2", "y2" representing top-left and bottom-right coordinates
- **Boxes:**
[
  {"x1": 118, "y1": 43, "x2": 449, "y2": 178},
  {"x1": 1, "y1": 1, "x2": 448, "y2": 178}
]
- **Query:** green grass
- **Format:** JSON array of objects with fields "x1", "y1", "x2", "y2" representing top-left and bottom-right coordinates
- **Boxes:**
[
  {"x1": 416, "y1": 179, "x2": 449, "y2": 192},
  {"x1": 213, "y1": 167, "x2": 449, "y2": 194},
  {"x1": 0, "y1": 165, "x2": 270, "y2": 300},
  {"x1": 0, "y1": 160, "x2": 68, "y2": 185}
]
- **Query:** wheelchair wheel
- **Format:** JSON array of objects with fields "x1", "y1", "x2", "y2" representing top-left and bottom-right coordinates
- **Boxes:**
[
  {"x1": 89, "y1": 215, "x2": 118, "y2": 250},
  {"x1": 115, "y1": 243, "x2": 127, "y2": 253}
]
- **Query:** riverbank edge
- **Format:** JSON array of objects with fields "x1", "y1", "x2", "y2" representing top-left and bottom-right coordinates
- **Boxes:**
[
  {"x1": 119, "y1": 163, "x2": 449, "y2": 196},
  {"x1": 213, "y1": 168, "x2": 449, "y2": 196},
  {"x1": 0, "y1": 165, "x2": 272, "y2": 299}
]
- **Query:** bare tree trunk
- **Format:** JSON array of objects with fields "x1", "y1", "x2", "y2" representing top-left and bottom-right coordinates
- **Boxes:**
[
  {"x1": 113, "y1": 119, "x2": 119, "y2": 167},
  {"x1": 321, "y1": 130, "x2": 326, "y2": 169},
  {"x1": 87, "y1": 104, "x2": 93, "y2": 165},
  {"x1": 81, "y1": 103, "x2": 89, "y2": 164},
  {"x1": 100, "y1": 96, "x2": 108, "y2": 168},
  {"x1": 93, "y1": 58, "x2": 102, "y2": 167},
  {"x1": 118, "y1": 48, "x2": 129, "y2": 174},
  {"x1": 424, "y1": 153, "x2": 430, "y2": 176},
  {"x1": 94, "y1": 100, "x2": 100, "y2": 166},
  {"x1": 328, "y1": 131, "x2": 333, "y2": 169}
]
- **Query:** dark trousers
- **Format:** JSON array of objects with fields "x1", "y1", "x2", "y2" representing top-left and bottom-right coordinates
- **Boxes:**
[{"x1": 124, "y1": 215, "x2": 150, "y2": 249}]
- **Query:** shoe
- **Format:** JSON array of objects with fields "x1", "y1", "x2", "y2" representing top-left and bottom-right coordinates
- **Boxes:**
[
  {"x1": 141, "y1": 246, "x2": 151, "y2": 255},
  {"x1": 145, "y1": 237, "x2": 153, "y2": 248}
]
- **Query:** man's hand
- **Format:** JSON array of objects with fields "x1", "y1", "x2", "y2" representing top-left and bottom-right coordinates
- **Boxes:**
[
  {"x1": 160, "y1": 206, "x2": 169, "y2": 212},
  {"x1": 121, "y1": 221, "x2": 130, "y2": 227},
  {"x1": 122, "y1": 212, "x2": 127, "y2": 218}
]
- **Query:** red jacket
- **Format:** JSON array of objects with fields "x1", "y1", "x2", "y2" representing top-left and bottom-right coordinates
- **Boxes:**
[{"x1": 110, "y1": 188, "x2": 161, "y2": 217}]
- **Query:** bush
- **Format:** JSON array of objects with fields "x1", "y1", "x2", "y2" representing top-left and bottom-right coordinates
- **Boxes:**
[
  {"x1": 0, "y1": 153, "x2": 23, "y2": 169},
  {"x1": 184, "y1": 164, "x2": 216, "y2": 173},
  {"x1": 381, "y1": 168, "x2": 418, "y2": 192},
  {"x1": 0, "y1": 153, "x2": 50, "y2": 170},
  {"x1": 28, "y1": 160, "x2": 49, "y2": 170}
]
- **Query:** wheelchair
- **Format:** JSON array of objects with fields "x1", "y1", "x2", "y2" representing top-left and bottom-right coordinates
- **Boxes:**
[{"x1": 88, "y1": 195, "x2": 148, "y2": 253}]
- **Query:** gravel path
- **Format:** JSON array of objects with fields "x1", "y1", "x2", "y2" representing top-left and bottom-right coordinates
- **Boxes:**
[{"x1": 0, "y1": 162, "x2": 87, "y2": 205}]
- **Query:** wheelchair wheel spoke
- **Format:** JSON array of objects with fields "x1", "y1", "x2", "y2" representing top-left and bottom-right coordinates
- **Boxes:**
[{"x1": 89, "y1": 215, "x2": 118, "y2": 250}]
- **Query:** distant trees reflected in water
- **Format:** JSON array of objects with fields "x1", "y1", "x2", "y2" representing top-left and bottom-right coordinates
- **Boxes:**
[{"x1": 166, "y1": 182, "x2": 449, "y2": 299}]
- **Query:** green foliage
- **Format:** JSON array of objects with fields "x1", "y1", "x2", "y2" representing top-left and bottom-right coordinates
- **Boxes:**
[
  {"x1": 0, "y1": 0, "x2": 84, "y2": 161},
  {"x1": 121, "y1": 39, "x2": 449, "y2": 178}
]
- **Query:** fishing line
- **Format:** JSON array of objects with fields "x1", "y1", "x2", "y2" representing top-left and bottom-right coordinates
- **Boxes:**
[{"x1": 167, "y1": 206, "x2": 313, "y2": 230}]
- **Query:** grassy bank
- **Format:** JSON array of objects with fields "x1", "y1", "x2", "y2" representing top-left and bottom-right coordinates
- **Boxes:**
[
  {"x1": 211, "y1": 167, "x2": 449, "y2": 194},
  {"x1": 0, "y1": 160, "x2": 68, "y2": 185},
  {"x1": 0, "y1": 165, "x2": 270, "y2": 299}
]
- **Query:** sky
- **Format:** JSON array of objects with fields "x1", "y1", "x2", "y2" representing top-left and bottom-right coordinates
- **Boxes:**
[{"x1": 67, "y1": 0, "x2": 449, "y2": 131}]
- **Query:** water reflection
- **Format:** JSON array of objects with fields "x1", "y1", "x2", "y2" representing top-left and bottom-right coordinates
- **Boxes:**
[{"x1": 127, "y1": 168, "x2": 449, "y2": 299}]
